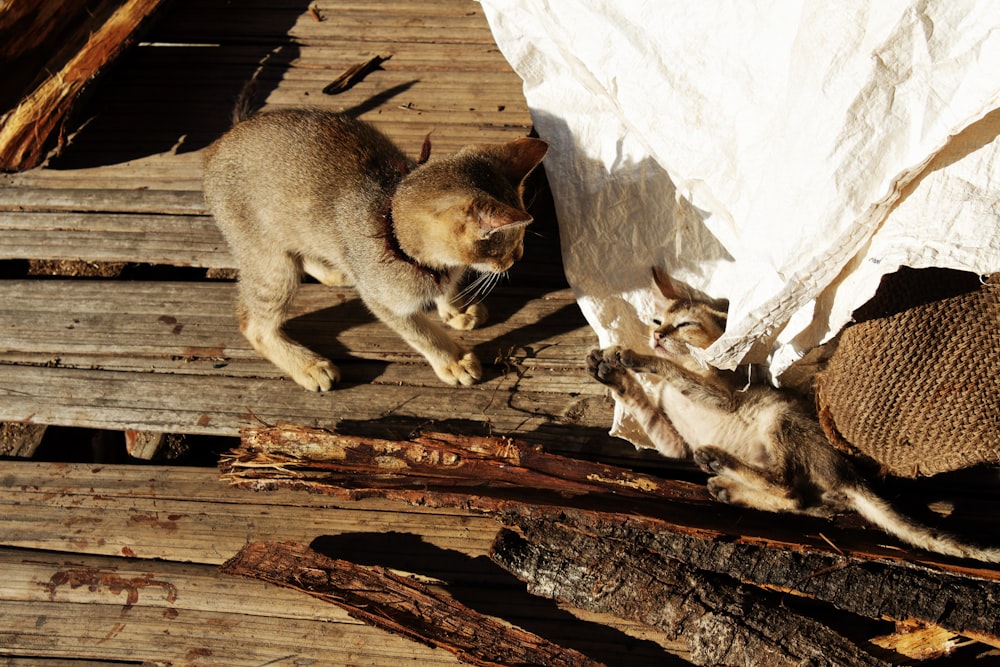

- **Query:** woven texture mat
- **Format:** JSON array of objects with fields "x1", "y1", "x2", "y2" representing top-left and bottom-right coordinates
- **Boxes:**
[{"x1": 816, "y1": 270, "x2": 999, "y2": 478}]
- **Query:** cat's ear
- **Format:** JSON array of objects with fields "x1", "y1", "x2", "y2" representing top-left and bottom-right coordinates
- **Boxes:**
[
  {"x1": 651, "y1": 266, "x2": 687, "y2": 301},
  {"x1": 497, "y1": 137, "x2": 548, "y2": 185},
  {"x1": 475, "y1": 198, "x2": 533, "y2": 235}
]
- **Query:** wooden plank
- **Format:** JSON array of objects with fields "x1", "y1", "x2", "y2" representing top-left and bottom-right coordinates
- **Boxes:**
[
  {"x1": 0, "y1": 281, "x2": 590, "y2": 370},
  {"x1": 0, "y1": 549, "x2": 461, "y2": 666},
  {"x1": 0, "y1": 461, "x2": 495, "y2": 565},
  {"x1": 0, "y1": 280, "x2": 606, "y2": 447},
  {"x1": 0, "y1": 211, "x2": 229, "y2": 267},
  {"x1": 0, "y1": 188, "x2": 205, "y2": 213}
]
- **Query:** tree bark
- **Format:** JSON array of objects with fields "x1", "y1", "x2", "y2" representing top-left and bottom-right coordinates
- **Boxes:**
[
  {"x1": 220, "y1": 540, "x2": 605, "y2": 667},
  {"x1": 490, "y1": 526, "x2": 893, "y2": 667}
]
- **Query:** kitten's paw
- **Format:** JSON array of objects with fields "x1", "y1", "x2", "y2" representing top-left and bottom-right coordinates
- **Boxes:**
[
  {"x1": 444, "y1": 303, "x2": 488, "y2": 331},
  {"x1": 693, "y1": 448, "x2": 719, "y2": 473},
  {"x1": 706, "y1": 476, "x2": 735, "y2": 505},
  {"x1": 291, "y1": 358, "x2": 341, "y2": 392},
  {"x1": 586, "y1": 349, "x2": 629, "y2": 393},
  {"x1": 436, "y1": 352, "x2": 482, "y2": 386}
]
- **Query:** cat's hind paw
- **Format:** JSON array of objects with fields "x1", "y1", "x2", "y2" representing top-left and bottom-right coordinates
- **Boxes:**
[
  {"x1": 435, "y1": 351, "x2": 482, "y2": 386},
  {"x1": 291, "y1": 358, "x2": 341, "y2": 392}
]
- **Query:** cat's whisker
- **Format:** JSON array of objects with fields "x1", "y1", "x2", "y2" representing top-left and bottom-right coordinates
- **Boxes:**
[
  {"x1": 461, "y1": 270, "x2": 504, "y2": 308},
  {"x1": 454, "y1": 271, "x2": 492, "y2": 304}
]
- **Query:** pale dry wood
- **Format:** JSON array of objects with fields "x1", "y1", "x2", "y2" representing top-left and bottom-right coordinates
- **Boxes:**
[
  {"x1": 124, "y1": 429, "x2": 164, "y2": 459},
  {"x1": 0, "y1": 364, "x2": 607, "y2": 443},
  {"x1": 0, "y1": 461, "x2": 496, "y2": 564},
  {"x1": 0, "y1": 280, "x2": 592, "y2": 369},
  {"x1": 0, "y1": 211, "x2": 229, "y2": 266},
  {"x1": 0, "y1": 187, "x2": 205, "y2": 213},
  {"x1": 0, "y1": 279, "x2": 605, "y2": 444}
]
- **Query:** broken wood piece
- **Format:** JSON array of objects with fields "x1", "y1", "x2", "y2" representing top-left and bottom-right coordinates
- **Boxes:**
[
  {"x1": 219, "y1": 424, "x2": 716, "y2": 512},
  {"x1": 220, "y1": 540, "x2": 605, "y2": 667},
  {"x1": 0, "y1": 422, "x2": 47, "y2": 457},
  {"x1": 490, "y1": 526, "x2": 893, "y2": 667},
  {"x1": 870, "y1": 621, "x2": 966, "y2": 661},
  {"x1": 124, "y1": 430, "x2": 164, "y2": 459},
  {"x1": 0, "y1": 0, "x2": 169, "y2": 171},
  {"x1": 322, "y1": 55, "x2": 391, "y2": 94}
]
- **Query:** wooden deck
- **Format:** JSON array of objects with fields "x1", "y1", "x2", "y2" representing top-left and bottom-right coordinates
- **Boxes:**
[
  {"x1": 3, "y1": 2, "x2": 1000, "y2": 666},
  {"x1": 0, "y1": 1, "x2": 678, "y2": 665}
]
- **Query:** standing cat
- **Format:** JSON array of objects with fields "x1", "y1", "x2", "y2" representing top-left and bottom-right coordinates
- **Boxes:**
[
  {"x1": 587, "y1": 267, "x2": 1000, "y2": 562},
  {"x1": 204, "y1": 106, "x2": 547, "y2": 390}
]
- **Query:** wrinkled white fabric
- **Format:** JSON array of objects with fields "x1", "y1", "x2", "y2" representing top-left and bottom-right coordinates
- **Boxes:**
[{"x1": 480, "y1": 1, "x2": 1000, "y2": 446}]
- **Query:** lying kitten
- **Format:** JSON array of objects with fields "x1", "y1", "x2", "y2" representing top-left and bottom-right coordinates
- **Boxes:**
[
  {"x1": 588, "y1": 267, "x2": 1000, "y2": 562},
  {"x1": 204, "y1": 106, "x2": 547, "y2": 390}
]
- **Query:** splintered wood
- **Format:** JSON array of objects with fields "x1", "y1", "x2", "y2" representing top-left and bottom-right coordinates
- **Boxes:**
[
  {"x1": 0, "y1": 0, "x2": 169, "y2": 171},
  {"x1": 220, "y1": 425, "x2": 1000, "y2": 666},
  {"x1": 221, "y1": 540, "x2": 603, "y2": 667}
]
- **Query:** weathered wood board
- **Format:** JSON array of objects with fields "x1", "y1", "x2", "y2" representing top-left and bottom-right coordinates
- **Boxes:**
[{"x1": 0, "y1": 279, "x2": 616, "y2": 456}]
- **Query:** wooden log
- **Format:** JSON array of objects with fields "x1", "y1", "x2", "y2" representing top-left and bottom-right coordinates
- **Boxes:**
[
  {"x1": 490, "y1": 526, "x2": 893, "y2": 667},
  {"x1": 494, "y1": 505, "x2": 1000, "y2": 649},
  {"x1": 220, "y1": 540, "x2": 605, "y2": 667},
  {"x1": 0, "y1": 0, "x2": 170, "y2": 171}
]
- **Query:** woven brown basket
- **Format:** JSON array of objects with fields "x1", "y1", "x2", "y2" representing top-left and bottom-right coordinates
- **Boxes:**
[{"x1": 815, "y1": 271, "x2": 999, "y2": 478}]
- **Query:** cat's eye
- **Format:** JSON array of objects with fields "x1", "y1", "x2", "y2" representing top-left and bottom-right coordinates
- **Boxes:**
[{"x1": 652, "y1": 318, "x2": 663, "y2": 326}]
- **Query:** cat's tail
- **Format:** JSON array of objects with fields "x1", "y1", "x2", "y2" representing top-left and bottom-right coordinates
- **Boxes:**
[
  {"x1": 232, "y1": 77, "x2": 261, "y2": 125},
  {"x1": 845, "y1": 485, "x2": 1000, "y2": 563}
]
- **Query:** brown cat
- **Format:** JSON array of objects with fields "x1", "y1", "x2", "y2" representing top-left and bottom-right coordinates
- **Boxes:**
[
  {"x1": 203, "y1": 107, "x2": 547, "y2": 390},
  {"x1": 588, "y1": 268, "x2": 1000, "y2": 562}
]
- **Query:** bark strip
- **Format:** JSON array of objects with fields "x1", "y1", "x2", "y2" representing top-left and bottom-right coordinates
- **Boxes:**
[{"x1": 220, "y1": 539, "x2": 605, "y2": 667}]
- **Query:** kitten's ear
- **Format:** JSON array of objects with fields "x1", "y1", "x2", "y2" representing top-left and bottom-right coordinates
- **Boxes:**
[
  {"x1": 651, "y1": 266, "x2": 687, "y2": 301},
  {"x1": 498, "y1": 137, "x2": 548, "y2": 185},
  {"x1": 475, "y1": 198, "x2": 534, "y2": 234}
]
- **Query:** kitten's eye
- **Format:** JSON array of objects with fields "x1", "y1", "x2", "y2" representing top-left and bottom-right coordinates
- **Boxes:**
[
  {"x1": 676, "y1": 321, "x2": 698, "y2": 330},
  {"x1": 651, "y1": 318, "x2": 663, "y2": 326}
]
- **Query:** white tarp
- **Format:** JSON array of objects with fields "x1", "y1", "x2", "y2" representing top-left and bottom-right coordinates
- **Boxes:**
[{"x1": 480, "y1": 1, "x2": 1000, "y2": 447}]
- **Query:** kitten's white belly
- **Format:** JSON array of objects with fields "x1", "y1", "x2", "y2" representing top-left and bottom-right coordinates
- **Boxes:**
[{"x1": 655, "y1": 385, "x2": 778, "y2": 468}]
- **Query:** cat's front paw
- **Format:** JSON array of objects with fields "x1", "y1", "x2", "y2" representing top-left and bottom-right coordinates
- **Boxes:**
[
  {"x1": 586, "y1": 348, "x2": 628, "y2": 393},
  {"x1": 435, "y1": 351, "x2": 482, "y2": 386},
  {"x1": 291, "y1": 357, "x2": 341, "y2": 392},
  {"x1": 442, "y1": 303, "x2": 488, "y2": 331}
]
